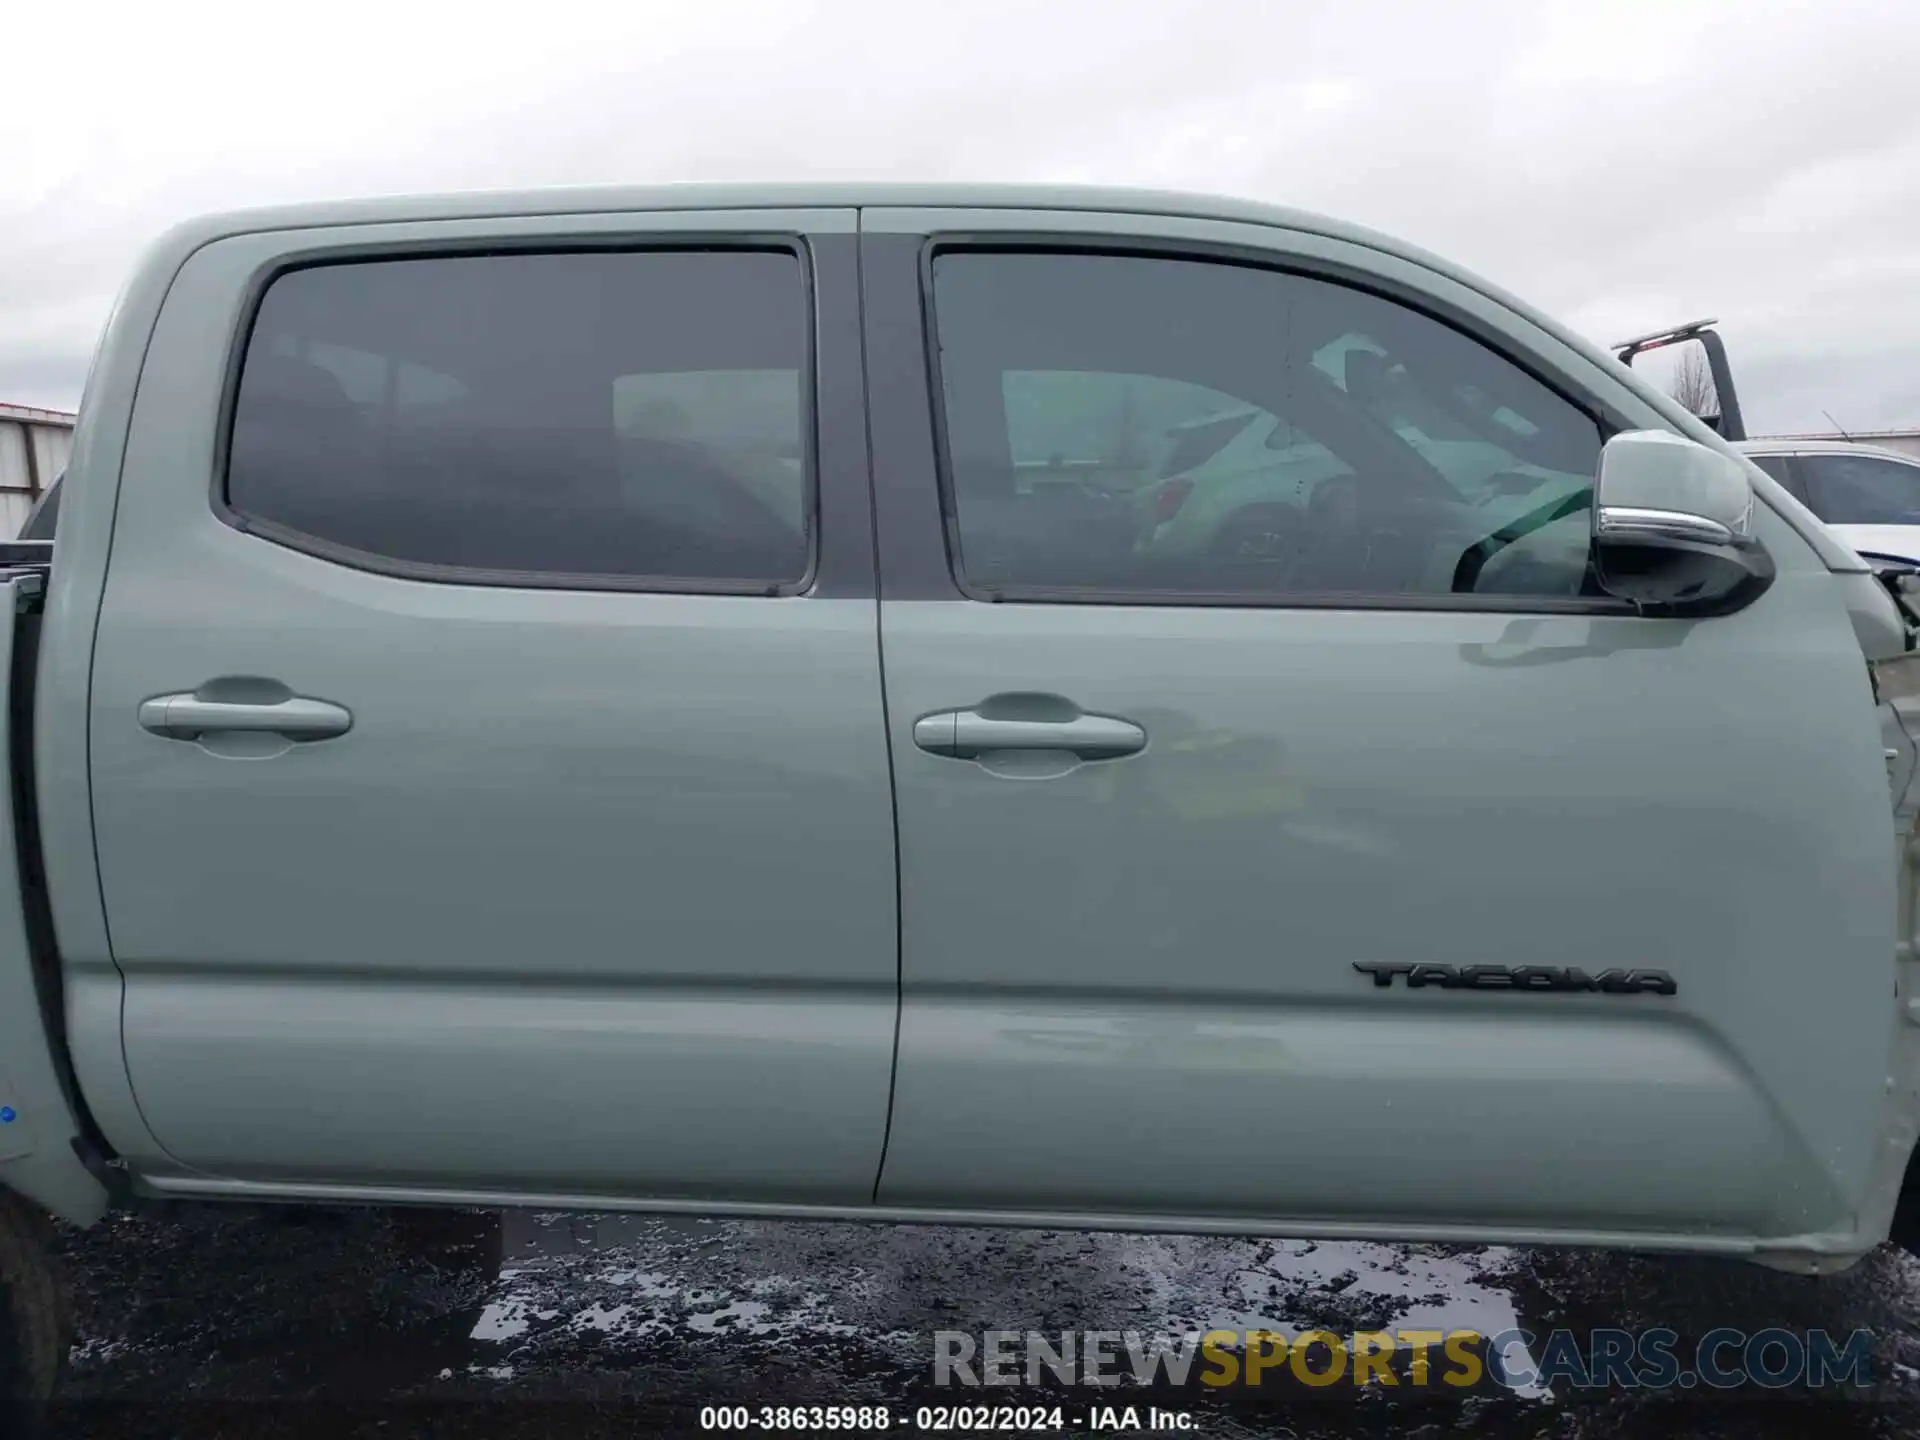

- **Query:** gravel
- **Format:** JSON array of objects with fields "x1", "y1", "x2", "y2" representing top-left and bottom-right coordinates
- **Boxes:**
[{"x1": 37, "y1": 1202, "x2": 1920, "y2": 1438}]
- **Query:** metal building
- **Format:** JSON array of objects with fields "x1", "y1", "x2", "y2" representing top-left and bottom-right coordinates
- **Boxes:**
[
  {"x1": 0, "y1": 402, "x2": 75, "y2": 538},
  {"x1": 1750, "y1": 427, "x2": 1920, "y2": 461}
]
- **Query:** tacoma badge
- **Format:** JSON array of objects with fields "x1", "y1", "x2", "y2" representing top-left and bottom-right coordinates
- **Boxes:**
[{"x1": 1353, "y1": 962, "x2": 1677, "y2": 995}]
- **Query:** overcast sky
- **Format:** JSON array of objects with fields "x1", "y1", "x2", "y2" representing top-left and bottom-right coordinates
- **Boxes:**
[{"x1": 6, "y1": 0, "x2": 1917, "y2": 434}]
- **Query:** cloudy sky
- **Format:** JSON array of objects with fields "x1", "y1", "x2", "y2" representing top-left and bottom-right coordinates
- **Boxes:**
[{"x1": 6, "y1": 0, "x2": 1917, "y2": 434}]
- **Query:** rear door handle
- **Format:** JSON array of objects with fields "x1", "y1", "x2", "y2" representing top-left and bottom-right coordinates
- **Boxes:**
[
  {"x1": 138, "y1": 693, "x2": 353, "y2": 741},
  {"x1": 913, "y1": 709, "x2": 1147, "y2": 761}
]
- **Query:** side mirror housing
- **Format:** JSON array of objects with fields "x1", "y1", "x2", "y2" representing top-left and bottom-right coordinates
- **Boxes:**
[{"x1": 1591, "y1": 430, "x2": 1774, "y2": 616}]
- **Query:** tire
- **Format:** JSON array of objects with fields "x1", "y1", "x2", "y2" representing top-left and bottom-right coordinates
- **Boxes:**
[
  {"x1": 0, "y1": 1189, "x2": 70, "y2": 1436},
  {"x1": 1889, "y1": 1146, "x2": 1920, "y2": 1260}
]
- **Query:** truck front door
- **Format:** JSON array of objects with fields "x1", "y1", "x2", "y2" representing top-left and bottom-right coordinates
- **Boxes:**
[{"x1": 860, "y1": 210, "x2": 1896, "y2": 1246}]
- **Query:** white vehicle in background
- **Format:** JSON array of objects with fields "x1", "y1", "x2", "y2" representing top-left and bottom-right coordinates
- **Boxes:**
[
  {"x1": 1607, "y1": 320, "x2": 1920, "y2": 571},
  {"x1": 1734, "y1": 438, "x2": 1920, "y2": 570},
  {"x1": 1132, "y1": 338, "x2": 1594, "y2": 593}
]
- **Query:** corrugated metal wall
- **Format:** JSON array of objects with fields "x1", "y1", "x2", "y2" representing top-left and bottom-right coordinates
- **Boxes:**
[{"x1": 0, "y1": 405, "x2": 75, "y2": 539}]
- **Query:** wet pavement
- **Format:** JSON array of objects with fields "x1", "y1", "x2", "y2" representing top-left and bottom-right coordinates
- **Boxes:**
[{"x1": 40, "y1": 1202, "x2": 1920, "y2": 1437}]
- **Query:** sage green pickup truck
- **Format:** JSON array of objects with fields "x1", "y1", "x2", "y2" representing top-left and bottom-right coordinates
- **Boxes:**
[{"x1": 4, "y1": 183, "x2": 1920, "y2": 1415}]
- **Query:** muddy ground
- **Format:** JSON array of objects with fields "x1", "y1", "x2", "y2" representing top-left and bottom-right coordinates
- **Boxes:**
[{"x1": 39, "y1": 1203, "x2": 1920, "y2": 1438}]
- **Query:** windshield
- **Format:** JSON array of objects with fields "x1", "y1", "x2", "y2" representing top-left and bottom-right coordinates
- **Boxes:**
[{"x1": 1306, "y1": 329, "x2": 1597, "y2": 504}]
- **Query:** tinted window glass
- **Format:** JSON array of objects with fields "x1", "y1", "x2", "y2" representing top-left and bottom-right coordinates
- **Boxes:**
[
  {"x1": 1797, "y1": 453, "x2": 1920, "y2": 527},
  {"x1": 1162, "y1": 411, "x2": 1262, "y2": 478},
  {"x1": 228, "y1": 251, "x2": 811, "y2": 587},
  {"x1": 930, "y1": 253, "x2": 1604, "y2": 600},
  {"x1": 1743, "y1": 452, "x2": 1811, "y2": 503}
]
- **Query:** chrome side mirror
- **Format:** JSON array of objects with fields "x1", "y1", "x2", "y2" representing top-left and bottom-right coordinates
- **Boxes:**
[{"x1": 1591, "y1": 430, "x2": 1774, "y2": 615}]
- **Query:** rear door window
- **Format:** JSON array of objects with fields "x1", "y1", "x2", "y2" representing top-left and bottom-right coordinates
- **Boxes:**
[{"x1": 226, "y1": 249, "x2": 813, "y2": 589}]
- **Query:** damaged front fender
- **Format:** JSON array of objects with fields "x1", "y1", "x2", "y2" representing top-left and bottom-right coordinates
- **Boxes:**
[{"x1": 1789, "y1": 569, "x2": 1920, "y2": 1273}]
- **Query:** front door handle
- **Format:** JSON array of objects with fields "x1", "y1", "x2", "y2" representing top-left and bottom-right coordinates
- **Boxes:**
[
  {"x1": 913, "y1": 708, "x2": 1147, "y2": 761},
  {"x1": 138, "y1": 692, "x2": 353, "y2": 741}
]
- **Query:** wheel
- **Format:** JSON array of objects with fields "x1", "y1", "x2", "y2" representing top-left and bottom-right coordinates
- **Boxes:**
[{"x1": 0, "y1": 1189, "x2": 70, "y2": 1436}]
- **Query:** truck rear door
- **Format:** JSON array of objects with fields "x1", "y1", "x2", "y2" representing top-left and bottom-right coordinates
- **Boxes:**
[{"x1": 82, "y1": 210, "x2": 900, "y2": 1202}]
